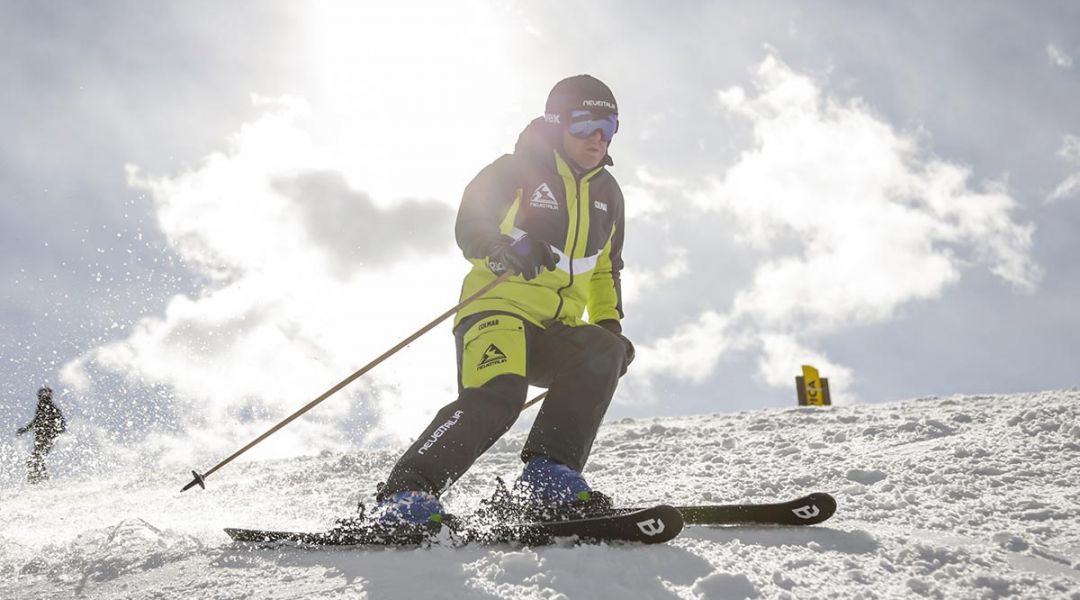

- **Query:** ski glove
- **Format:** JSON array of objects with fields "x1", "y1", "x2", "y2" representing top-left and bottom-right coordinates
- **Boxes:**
[
  {"x1": 597, "y1": 320, "x2": 635, "y2": 376},
  {"x1": 485, "y1": 234, "x2": 559, "y2": 281}
]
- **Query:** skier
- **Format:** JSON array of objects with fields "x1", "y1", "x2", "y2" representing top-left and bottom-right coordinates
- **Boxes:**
[
  {"x1": 359, "y1": 75, "x2": 634, "y2": 536},
  {"x1": 16, "y1": 386, "x2": 67, "y2": 484}
]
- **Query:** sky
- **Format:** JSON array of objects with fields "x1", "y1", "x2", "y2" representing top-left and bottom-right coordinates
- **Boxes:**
[{"x1": 2, "y1": 1, "x2": 1079, "y2": 464}]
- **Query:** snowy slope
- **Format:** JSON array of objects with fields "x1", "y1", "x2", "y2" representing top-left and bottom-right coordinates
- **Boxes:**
[{"x1": 2, "y1": 390, "x2": 1079, "y2": 599}]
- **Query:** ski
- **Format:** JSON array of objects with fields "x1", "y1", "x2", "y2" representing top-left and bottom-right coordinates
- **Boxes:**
[
  {"x1": 461, "y1": 504, "x2": 683, "y2": 546},
  {"x1": 225, "y1": 504, "x2": 684, "y2": 548},
  {"x1": 224, "y1": 524, "x2": 435, "y2": 547},
  {"x1": 623, "y1": 492, "x2": 836, "y2": 526}
]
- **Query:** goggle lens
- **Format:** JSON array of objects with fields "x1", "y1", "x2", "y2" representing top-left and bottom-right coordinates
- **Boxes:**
[{"x1": 567, "y1": 110, "x2": 618, "y2": 142}]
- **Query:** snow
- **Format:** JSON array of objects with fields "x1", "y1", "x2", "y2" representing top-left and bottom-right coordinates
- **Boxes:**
[{"x1": 2, "y1": 389, "x2": 1079, "y2": 599}]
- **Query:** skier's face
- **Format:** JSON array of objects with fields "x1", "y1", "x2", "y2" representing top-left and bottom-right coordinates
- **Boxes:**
[{"x1": 562, "y1": 128, "x2": 608, "y2": 170}]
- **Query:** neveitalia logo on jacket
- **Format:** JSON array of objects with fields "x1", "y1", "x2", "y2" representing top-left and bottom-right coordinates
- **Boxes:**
[{"x1": 529, "y1": 183, "x2": 559, "y2": 210}]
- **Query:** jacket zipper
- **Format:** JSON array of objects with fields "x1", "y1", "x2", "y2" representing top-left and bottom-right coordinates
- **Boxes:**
[{"x1": 552, "y1": 175, "x2": 583, "y2": 322}]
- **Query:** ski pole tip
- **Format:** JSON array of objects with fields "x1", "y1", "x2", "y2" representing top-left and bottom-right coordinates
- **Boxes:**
[{"x1": 181, "y1": 470, "x2": 206, "y2": 492}]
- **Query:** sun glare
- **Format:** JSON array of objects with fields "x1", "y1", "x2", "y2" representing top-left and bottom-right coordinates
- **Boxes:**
[{"x1": 300, "y1": 3, "x2": 535, "y2": 205}]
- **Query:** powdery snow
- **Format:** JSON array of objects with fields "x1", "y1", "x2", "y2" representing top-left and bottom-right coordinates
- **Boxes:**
[{"x1": 2, "y1": 389, "x2": 1078, "y2": 599}]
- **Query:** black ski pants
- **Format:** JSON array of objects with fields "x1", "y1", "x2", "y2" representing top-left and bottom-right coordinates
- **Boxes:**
[{"x1": 381, "y1": 311, "x2": 626, "y2": 498}]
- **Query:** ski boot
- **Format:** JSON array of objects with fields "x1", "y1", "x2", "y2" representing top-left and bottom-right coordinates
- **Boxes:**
[
  {"x1": 478, "y1": 456, "x2": 614, "y2": 524},
  {"x1": 329, "y1": 490, "x2": 448, "y2": 545}
]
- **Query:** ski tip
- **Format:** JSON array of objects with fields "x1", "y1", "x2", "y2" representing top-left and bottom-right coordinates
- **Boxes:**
[
  {"x1": 806, "y1": 492, "x2": 837, "y2": 505},
  {"x1": 636, "y1": 504, "x2": 685, "y2": 544},
  {"x1": 793, "y1": 492, "x2": 837, "y2": 525}
]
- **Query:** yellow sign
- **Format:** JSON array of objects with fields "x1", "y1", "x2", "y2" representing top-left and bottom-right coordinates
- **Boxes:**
[
  {"x1": 797, "y1": 364, "x2": 831, "y2": 406},
  {"x1": 803, "y1": 365, "x2": 823, "y2": 405}
]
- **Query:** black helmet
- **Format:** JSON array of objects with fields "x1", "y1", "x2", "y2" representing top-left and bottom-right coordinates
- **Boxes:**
[
  {"x1": 38, "y1": 386, "x2": 52, "y2": 399},
  {"x1": 544, "y1": 75, "x2": 618, "y2": 125}
]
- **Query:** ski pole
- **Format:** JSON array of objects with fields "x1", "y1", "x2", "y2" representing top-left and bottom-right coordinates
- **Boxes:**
[
  {"x1": 181, "y1": 271, "x2": 513, "y2": 492},
  {"x1": 522, "y1": 391, "x2": 547, "y2": 412}
]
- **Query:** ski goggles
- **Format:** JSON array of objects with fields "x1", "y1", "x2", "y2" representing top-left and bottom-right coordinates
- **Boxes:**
[{"x1": 567, "y1": 110, "x2": 619, "y2": 142}]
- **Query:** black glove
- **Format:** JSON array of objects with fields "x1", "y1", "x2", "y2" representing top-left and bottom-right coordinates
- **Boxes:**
[
  {"x1": 16, "y1": 426, "x2": 28, "y2": 436},
  {"x1": 486, "y1": 234, "x2": 559, "y2": 281},
  {"x1": 597, "y1": 319, "x2": 635, "y2": 375}
]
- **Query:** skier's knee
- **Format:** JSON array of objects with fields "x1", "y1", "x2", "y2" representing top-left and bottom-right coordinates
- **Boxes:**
[
  {"x1": 582, "y1": 329, "x2": 626, "y2": 378},
  {"x1": 461, "y1": 374, "x2": 528, "y2": 425}
]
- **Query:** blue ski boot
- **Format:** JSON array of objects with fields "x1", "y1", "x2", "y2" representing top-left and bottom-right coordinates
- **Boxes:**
[
  {"x1": 508, "y1": 456, "x2": 613, "y2": 521},
  {"x1": 372, "y1": 490, "x2": 445, "y2": 528},
  {"x1": 331, "y1": 491, "x2": 446, "y2": 545}
]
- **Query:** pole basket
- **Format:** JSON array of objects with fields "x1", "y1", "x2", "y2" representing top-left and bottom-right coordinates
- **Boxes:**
[{"x1": 181, "y1": 470, "x2": 206, "y2": 492}]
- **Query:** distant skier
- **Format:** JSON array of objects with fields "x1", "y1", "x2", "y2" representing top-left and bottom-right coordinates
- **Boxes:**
[
  {"x1": 352, "y1": 75, "x2": 634, "y2": 538},
  {"x1": 16, "y1": 386, "x2": 66, "y2": 484}
]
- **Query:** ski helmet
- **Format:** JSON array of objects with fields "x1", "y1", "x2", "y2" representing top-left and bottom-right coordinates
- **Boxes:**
[
  {"x1": 38, "y1": 386, "x2": 52, "y2": 399},
  {"x1": 544, "y1": 75, "x2": 618, "y2": 126}
]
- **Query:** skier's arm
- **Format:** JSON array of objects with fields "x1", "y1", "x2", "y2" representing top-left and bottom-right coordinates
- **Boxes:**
[
  {"x1": 587, "y1": 191, "x2": 625, "y2": 325},
  {"x1": 455, "y1": 155, "x2": 522, "y2": 259},
  {"x1": 16, "y1": 416, "x2": 34, "y2": 435},
  {"x1": 589, "y1": 190, "x2": 632, "y2": 373}
]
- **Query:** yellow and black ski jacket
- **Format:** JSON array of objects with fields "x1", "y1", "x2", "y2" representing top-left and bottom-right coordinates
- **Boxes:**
[{"x1": 454, "y1": 117, "x2": 625, "y2": 331}]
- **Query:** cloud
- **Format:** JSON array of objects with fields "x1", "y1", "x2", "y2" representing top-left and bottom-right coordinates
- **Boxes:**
[
  {"x1": 757, "y1": 334, "x2": 855, "y2": 403},
  {"x1": 1046, "y1": 44, "x2": 1074, "y2": 68},
  {"x1": 61, "y1": 99, "x2": 465, "y2": 463},
  {"x1": 632, "y1": 311, "x2": 734, "y2": 382},
  {"x1": 1048, "y1": 134, "x2": 1080, "y2": 202},
  {"x1": 272, "y1": 171, "x2": 454, "y2": 276},
  {"x1": 633, "y1": 55, "x2": 1041, "y2": 400}
]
